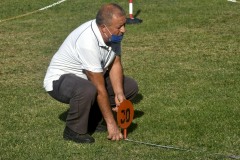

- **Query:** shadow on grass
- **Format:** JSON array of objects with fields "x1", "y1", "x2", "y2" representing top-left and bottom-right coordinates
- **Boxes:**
[
  {"x1": 132, "y1": 93, "x2": 143, "y2": 105},
  {"x1": 127, "y1": 109, "x2": 145, "y2": 134},
  {"x1": 59, "y1": 109, "x2": 68, "y2": 122}
]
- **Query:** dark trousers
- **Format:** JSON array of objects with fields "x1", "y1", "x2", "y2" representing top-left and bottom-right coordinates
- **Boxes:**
[{"x1": 48, "y1": 73, "x2": 138, "y2": 134}]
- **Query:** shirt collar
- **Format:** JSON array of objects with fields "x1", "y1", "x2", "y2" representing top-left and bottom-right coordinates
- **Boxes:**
[{"x1": 91, "y1": 19, "x2": 109, "y2": 48}]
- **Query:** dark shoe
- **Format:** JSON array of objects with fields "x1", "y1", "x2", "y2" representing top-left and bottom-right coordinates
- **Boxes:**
[
  {"x1": 88, "y1": 119, "x2": 107, "y2": 133},
  {"x1": 95, "y1": 123, "x2": 107, "y2": 132},
  {"x1": 95, "y1": 118, "x2": 107, "y2": 132},
  {"x1": 63, "y1": 126, "x2": 95, "y2": 143}
]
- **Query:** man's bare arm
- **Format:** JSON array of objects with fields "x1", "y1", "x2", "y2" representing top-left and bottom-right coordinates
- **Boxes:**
[
  {"x1": 109, "y1": 56, "x2": 126, "y2": 107},
  {"x1": 85, "y1": 70, "x2": 123, "y2": 140}
]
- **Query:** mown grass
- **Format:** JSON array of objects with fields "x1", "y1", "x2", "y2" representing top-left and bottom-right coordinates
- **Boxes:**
[{"x1": 0, "y1": 0, "x2": 240, "y2": 159}]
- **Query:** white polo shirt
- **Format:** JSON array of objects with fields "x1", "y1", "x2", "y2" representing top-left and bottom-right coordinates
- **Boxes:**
[{"x1": 43, "y1": 19, "x2": 121, "y2": 91}]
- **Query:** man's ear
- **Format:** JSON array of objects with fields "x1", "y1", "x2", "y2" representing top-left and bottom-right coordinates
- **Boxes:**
[{"x1": 100, "y1": 24, "x2": 107, "y2": 33}]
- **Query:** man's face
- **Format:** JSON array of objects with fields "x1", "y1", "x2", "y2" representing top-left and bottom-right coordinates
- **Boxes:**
[{"x1": 107, "y1": 15, "x2": 126, "y2": 36}]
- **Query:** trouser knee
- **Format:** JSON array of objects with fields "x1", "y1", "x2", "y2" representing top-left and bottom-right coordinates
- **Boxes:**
[{"x1": 74, "y1": 83, "x2": 97, "y2": 103}]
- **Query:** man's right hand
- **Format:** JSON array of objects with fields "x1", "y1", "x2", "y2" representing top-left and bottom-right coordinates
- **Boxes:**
[{"x1": 107, "y1": 123, "x2": 123, "y2": 141}]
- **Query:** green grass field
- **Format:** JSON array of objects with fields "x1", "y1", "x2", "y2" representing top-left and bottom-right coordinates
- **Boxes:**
[{"x1": 0, "y1": 0, "x2": 240, "y2": 159}]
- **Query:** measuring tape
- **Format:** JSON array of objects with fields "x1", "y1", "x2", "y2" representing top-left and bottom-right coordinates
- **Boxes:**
[{"x1": 117, "y1": 100, "x2": 240, "y2": 159}]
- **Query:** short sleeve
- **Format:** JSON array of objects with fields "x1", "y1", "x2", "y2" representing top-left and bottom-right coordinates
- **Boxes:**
[{"x1": 76, "y1": 45, "x2": 103, "y2": 73}]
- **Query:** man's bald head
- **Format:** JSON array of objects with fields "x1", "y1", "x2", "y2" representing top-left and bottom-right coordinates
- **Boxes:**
[{"x1": 96, "y1": 3, "x2": 126, "y2": 26}]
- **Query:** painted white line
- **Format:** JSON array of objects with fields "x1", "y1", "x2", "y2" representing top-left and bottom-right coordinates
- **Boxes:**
[
  {"x1": 39, "y1": 0, "x2": 66, "y2": 11},
  {"x1": 0, "y1": 0, "x2": 67, "y2": 23},
  {"x1": 227, "y1": 0, "x2": 239, "y2": 3}
]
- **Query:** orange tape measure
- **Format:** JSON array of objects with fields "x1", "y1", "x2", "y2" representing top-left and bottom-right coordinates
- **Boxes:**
[{"x1": 117, "y1": 100, "x2": 134, "y2": 139}]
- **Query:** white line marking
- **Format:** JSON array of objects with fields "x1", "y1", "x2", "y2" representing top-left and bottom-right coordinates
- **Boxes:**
[
  {"x1": 39, "y1": 0, "x2": 66, "y2": 11},
  {"x1": 0, "y1": 0, "x2": 67, "y2": 23},
  {"x1": 227, "y1": 0, "x2": 239, "y2": 3}
]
